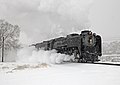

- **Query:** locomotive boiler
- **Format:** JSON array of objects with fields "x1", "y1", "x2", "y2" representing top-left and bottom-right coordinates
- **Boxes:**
[{"x1": 31, "y1": 30, "x2": 102, "y2": 63}]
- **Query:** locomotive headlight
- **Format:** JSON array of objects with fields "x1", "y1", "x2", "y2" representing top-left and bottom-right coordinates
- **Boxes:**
[
  {"x1": 90, "y1": 39, "x2": 92, "y2": 42},
  {"x1": 88, "y1": 36, "x2": 93, "y2": 46},
  {"x1": 89, "y1": 39, "x2": 93, "y2": 45}
]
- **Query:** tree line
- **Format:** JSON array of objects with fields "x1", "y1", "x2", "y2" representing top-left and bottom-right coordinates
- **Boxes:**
[{"x1": 103, "y1": 41, "x2": 120, "y2": 55}]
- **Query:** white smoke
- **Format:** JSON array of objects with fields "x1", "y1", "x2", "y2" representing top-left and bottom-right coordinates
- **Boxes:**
[
  {"x1": 19, "y1": 31, "x2": 33, "y2": 45},
  {"x1": 0, "y1": 0, "x2": 93, "y2": 42},
  {"x1": 17, "y1": 47, "x2": 74, "y2": 64}
]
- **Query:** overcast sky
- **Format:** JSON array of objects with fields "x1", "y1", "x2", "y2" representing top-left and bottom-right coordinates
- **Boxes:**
[
  {"x1": 0, "y1": 0, "x2": 120, "y2": 43},
  {"x1": 89, "y1": 0, "x2": 120, "y2": 41}
]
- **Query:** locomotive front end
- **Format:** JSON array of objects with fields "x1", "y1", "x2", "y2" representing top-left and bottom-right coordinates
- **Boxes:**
[{"x1": 81, "y1": 30, "x2": 102, "y2": 63}]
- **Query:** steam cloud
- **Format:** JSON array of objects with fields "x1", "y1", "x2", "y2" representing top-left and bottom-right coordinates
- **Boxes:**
[
  {"x1": 17, "y1": 47, "x2": 74, "y2": 64},
  {"x1": 0, "y1": 0, "x2": 93, "y2": 43}
]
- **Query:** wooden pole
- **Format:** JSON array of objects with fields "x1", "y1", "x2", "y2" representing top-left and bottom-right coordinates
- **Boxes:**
[{"x1": 2, "y1": 37, "x2": 4, "y2": 62}]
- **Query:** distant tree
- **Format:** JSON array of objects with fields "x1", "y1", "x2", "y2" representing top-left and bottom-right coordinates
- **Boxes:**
[
  {"x1": 0, "y1": 19, "x2": 20, "y2": 50},
  {"x1": 0, "y1": 19, "x2": 20, "y2": 62}
]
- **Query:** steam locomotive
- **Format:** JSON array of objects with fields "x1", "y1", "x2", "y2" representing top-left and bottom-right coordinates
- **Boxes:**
[{"x1": 31, "y1": 30, "x2": 102, "y2": 63}]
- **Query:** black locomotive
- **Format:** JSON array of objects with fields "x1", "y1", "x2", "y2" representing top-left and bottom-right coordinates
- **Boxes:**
[{"x1": 31, "y1": 30, "x2": 102, "y2": 63}]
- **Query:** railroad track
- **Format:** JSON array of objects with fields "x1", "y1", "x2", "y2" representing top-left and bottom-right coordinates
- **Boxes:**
[
  {"x1": 64, "y1": 61, "x2": 120, "y2": 66},
  {"x1": 91, "y1": 62, "x2": 120, "y2": 66}
]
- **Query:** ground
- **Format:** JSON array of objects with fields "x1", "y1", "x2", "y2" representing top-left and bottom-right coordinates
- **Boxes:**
[{"x1": 0, "y1": 63, "x2": 120, "y2": 85}]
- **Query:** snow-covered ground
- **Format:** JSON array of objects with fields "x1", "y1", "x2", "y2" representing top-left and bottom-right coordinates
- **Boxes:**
[{"x1": 0, "y1": 62, "x2": 120, "y2": 85}]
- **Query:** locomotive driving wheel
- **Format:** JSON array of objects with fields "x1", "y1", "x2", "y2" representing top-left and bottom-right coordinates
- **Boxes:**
[
  {"x1": 82, "y1": 58, "x2": 87, "y2": 63},
  {"x1": 73, "y1": 49, "x2": 80, "y2": 63},
  {"x1": 91, "y1": 55, "x2": 96, "y2": 63}
]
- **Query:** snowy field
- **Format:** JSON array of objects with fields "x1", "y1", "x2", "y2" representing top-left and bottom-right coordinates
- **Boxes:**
[{"x1": 0, "y1": 62, "x2": 120, "y2": 85}]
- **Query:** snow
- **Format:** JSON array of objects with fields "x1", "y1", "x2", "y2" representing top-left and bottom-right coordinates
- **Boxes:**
[{"x1": 0, "y1": 63, "x2": 120, "y2": 85}]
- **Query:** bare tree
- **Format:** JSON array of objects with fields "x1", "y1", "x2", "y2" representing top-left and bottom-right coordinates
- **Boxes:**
[{"x1": 0, "y1": 19, "x2": 20, "y2": 62}]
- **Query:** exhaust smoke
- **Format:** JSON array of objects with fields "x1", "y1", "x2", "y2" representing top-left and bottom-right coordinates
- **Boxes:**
[{"x1": 17, "y1": 46, "x2": 74, "y2": 64}]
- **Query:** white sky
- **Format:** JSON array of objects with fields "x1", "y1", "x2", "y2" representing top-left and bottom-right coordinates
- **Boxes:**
[
  {"x1": 89, "y1": 0, "x2": 120, "y2": 41},
  {"x1": 0, "y1": 0, "x2": 120, "y2": 42}
]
